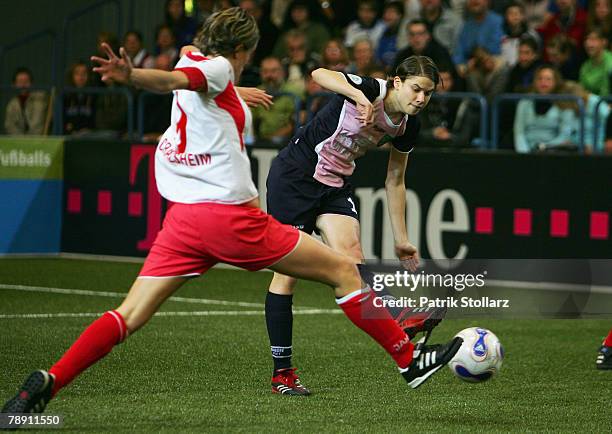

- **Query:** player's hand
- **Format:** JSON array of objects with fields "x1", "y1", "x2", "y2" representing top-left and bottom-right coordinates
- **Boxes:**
[
  {"x1": 395, "y1": 242, "x2": 419, "y2": 272},
  {"x1": 180, "y1": 44, "x2": 199, "y2": 57},
  {"x1": 354, "y1": 93, "x2": 374, "y2": 126},
  {"x1": 236, "y1": 87, "x2": 274, "y2": 109},
  {"x1": 91, "y1": 42, "x2": 133, "y2": 84}
]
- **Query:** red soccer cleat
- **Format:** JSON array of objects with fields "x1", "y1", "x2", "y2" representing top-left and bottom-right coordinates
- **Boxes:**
[
  {"x1": 271, "y1": 368, "x2": 311, "y2": 396},
  {"x1": 396, "y1": 305, "x2": 447, "y2": 341}
]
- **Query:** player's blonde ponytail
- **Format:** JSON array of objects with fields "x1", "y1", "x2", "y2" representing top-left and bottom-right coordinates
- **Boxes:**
[{"x1": 194, "y1": 7, "x2": 259, "y2": 57}]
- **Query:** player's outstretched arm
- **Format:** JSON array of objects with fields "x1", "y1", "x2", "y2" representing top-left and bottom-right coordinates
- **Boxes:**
[
  {"x1": 385, "y1": 147, "x2": 419, "y2": 271},
  {"x1": 92, "y1": 42, "x2": 189, "y2": 93},
  {"x1": 311, "y1": 68, "x2": 373, "y2": 125}
]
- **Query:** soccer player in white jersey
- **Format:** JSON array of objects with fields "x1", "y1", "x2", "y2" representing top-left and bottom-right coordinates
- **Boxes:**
[
  {"x1": 2, "y1": 9, "x2": 461, "y2": 420},
  {"x1": 265, "y1": 57, "x2": 448, "y2": 395}
]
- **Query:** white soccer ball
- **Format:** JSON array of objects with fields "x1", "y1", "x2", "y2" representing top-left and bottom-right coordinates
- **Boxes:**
[{"x1": 448, "y1": 327, "x2": 504, "y2": 382}]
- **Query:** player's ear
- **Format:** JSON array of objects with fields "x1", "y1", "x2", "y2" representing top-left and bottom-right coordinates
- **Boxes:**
[
  {"x1": 394, "y1": 76, "x2": 402, "y2": 90},
  {"x1": 232, "y1": 44, "x2": 245, "y2": 58}
]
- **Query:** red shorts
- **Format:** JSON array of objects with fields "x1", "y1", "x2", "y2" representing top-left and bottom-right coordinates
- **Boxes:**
[{"x1": 139, "y1": 202, "x2": 300, "y2": 277}]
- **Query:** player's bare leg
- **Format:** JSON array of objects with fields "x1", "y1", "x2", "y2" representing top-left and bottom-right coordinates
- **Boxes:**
[{"x1": 1, "y1": 277, "x2": 188, "y2": 419}]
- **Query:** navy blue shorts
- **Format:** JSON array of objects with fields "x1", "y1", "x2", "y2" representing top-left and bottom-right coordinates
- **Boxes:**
[{"x1": 266, "y1": 155, "x2": 358, "y2": 234}]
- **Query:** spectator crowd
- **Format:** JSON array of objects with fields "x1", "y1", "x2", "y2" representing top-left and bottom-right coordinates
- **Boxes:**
[{"x1": 5, "y1": 0, "x2": 612, "y2": 153}]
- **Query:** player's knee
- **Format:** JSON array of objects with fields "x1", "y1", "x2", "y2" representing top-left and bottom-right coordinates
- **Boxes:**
[
  {"x1": 334, "y1": 257, "x2": 362, "y2": 290},
  {"x1": 269, "y1": 274, "x2": 297, "y2": 294}
]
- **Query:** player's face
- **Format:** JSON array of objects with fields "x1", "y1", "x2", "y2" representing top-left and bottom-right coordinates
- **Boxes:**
[{"x1": 395, "y1": 76, "x2": 435, "y2": 115}]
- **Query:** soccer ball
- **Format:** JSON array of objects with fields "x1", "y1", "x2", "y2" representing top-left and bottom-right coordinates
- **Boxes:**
[{"x1": 448, "y1": 327, "x2": 504, "y2": 383}]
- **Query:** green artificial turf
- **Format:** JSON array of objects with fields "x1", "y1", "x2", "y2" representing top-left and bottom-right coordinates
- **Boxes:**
[{"x1": 0, "y1": 258, "x2": 611, "y2": 433}]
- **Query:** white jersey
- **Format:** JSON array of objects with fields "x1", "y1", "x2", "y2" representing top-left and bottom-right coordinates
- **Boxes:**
[{"x1": 154, "y1": 52, "x2": 257, "y2": 204}]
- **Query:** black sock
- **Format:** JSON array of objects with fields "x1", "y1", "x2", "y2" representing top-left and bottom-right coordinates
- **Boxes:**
[
  {"x1": 357, "y1": 263, "x2": 403, "y2": 318},
  {"x1": 265, "y1": 292, "x2": 293, "y2": 373}
]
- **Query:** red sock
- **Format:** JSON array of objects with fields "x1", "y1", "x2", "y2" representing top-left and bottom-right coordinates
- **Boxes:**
[
  {"x1": 49, "y1": 311, "x2": 127, "y2": 396},
  {"x1": 337, "y1": 288, "x2": 413, "y2": 369},
  {"x1": 604, "y1": 328, "x2": 612, "y2": 347}
]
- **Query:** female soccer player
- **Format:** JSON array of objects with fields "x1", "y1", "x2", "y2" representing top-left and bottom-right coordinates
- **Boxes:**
[
  {"x1": 2, "y1": 8, "x2": 461, "y2": 419},
  {"x1": 264, "y1": 56, "x2": 447, "y2": 395}
]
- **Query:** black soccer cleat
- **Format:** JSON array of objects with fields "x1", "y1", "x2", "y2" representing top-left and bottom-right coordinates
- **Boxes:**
[
  {"x1": 2, "y1": 370, "x2": 54, "y2": 415},
  {"x1": 271, "y1": 368, "x2": 311, "y2": 396},
  {"x1": 401, "y1": 337, "x2": 463, "y2": 389},
  {"x1": 596, "y1": 345, "x2": 612, "y2": 370}
]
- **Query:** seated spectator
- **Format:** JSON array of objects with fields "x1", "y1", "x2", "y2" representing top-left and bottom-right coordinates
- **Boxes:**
[
  {"x1": 564, "y1": 81, "x2": 611, "y2": 153},
  {"x1": 453, "y1": 0, "x2": 504, "y2": 78},
  {"x1": 392, "y1": 20, "x2": 455, "y2": 77},
  {"x1": 501, "y1": 2, "x2": 541, "y2": 66},
  {"x1": 346, "y1": 37, "x2": 382, "y2": 76},
  {"x1": 280, "y1": 30, "x2": 320, "y2": 98},
  {"x1": 274, "y1": 0, "x2": 331, "y2": 59},
  {"x1": 537, "y1": 0, "x2": 587, "y2": 57},
  {"x1": 123, "y1": 31, "x2": 154, "y2": 69},
  {"x1": 506, "y1": 36, "x2": 543, "y2": 92},
  {"x1": 465, "y1": 47, "x2": 510, "y2": 101},
  {"x1": 514, "y1": 65, "x2": 577, "y2": 153},
  {"x1": 4, "y1": 67, "x2": 48, "y2": 135},
  {"x1": 153, "y1": 24, "x2": 179, "y2": 66},
  {"x1": 500, "y1": 36, "x2": 543, "y2": 148},
  {"x1": 141, "y1": 54, "x2": 173, "y2": 142},
  {"x1": 320, "y1": 39, "x2": 350, "y2": 72},
  {"x1": 579, "y1": 28, "x2": 612, "y2": 96},
  {"x1": 344, "y1": 0, "x2": 386, "y2": 49},
  {"x1": 251, "y1": 57, "x2": 297, "y2": 144},
  {"x1": 398, "y1": 0, "x2": 463, "y2": 54},
  {"x1": 545, "y1": 34, "x2": 581, "y2": 80},
  {"x1": 376, "y1": 1, "x2": 405, "y2": 70},
  {"x1": 239, "y1": 0, "x2": 279, "y2": 66},
  {"x1": 63, "y1": 62, "x2": 96, "y2": 135},
  {"x1": 588, "y1": 0, "x2": 612, "y2": 44},
  {"x1": 418, "y1": 68, "x2": 480, "y2": 148},
  {"x1": 164, "y1": 0, "x2": 198, "y2": 48}
]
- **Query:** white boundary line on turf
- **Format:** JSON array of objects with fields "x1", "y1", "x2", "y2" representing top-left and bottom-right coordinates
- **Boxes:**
[
  {"x1": 485, "y1": 279, "x2": 612, "y2": 295},
  {"x1": 0, "y1": 252, "x2": 255, "y2": 271},
  {"x1": 0, "y1": 283, "x2": 319, "y2": 311},
  {"x1": 0, "y1": 309, "x2": 341, "y2": 319}
]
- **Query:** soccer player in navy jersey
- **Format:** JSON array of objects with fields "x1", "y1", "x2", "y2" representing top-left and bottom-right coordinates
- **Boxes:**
[
  {"x1": 265, "y1": 56, "x2": 448, "y2": 395},
  {"x1": 2, "y1": 10, "x2": 461, "y2": 422}
]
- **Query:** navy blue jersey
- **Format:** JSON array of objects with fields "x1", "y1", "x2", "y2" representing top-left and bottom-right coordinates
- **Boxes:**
[{"x1": 279, "y1": 73, "x2": 420, "y2": 187}]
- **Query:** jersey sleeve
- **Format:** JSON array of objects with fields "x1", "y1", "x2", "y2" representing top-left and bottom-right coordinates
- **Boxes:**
[
  {"x1": 340, "y1": 73, "x2": 384, "y2": 103},
  {"x1": 174, "y1": 53, "x2": 231, "y2": 95},
  {"x1": 391, "y1": 116, "x2": 420, "y2": 153}
]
